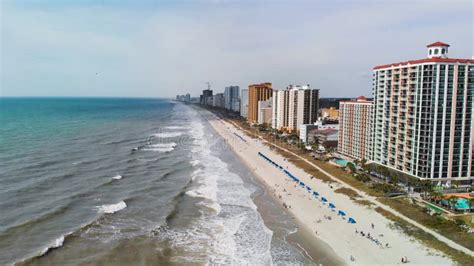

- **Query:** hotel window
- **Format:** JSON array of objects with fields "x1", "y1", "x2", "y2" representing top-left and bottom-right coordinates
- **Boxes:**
[{"x1": 434, "y1": 49, "x2": 439, "y2": 55}]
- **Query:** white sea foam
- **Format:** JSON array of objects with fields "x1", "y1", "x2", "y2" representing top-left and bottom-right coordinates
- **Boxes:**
[
  {"x1": 149, "y1": 142, "x2": 177, "y2": 148},
  {"x1": 142, "y1": 147, "x2": 175, "y2": 153},
  {"x1": 165, "y1": 126, "x2": 188, "y2": 130},
  {"x1": 112, "y1": 175, "x2": 122, "y2": 180},
  {"x1": 38, "y1": 234, "x2": 67, "y2": 256},
  {"x1": 98, "y1": 201, "x2": 127, "y2": 214},
  {"x1": 152, "y1": 132, "x2": 183, "y2": 138},
  {"x1": 159, "y1": 107, "x2": 273, "y2": 265}
]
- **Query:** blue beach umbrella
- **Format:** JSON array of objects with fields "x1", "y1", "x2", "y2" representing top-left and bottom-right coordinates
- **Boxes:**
[
  {"x1": 328, "y1": 203, "x2": 336, "y2": 209},
  {"x1": 348, "y1": 217, "x2": 356, "y2": 224},
  {"x1": 306, "y1": 186, "x2": 311, "y2": 191},
  {"x1": 321, "y1": 197, "x2": 328, "y2": 202},
  {"x1": 313, "y1": 191, "x2": 319, "y2": 197},
  {"x1": 338, "y1": 210, "x2": 346, "y2": 216}
]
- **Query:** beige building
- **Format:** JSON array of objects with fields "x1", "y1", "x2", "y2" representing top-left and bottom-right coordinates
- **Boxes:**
[
  {"x1": 321, "y1": 107, "x2": 339, "y2": 120},
  {"x1": 338, "y1": 96, "x2": 373, "y2": 160},
  {"x1": 248, "y1": 83, "x2": 272, "y2": 124}
]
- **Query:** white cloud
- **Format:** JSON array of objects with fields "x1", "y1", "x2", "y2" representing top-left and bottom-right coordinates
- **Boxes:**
[{"x1": 1, "y1": 0, "x2": 472, "y2": 97}]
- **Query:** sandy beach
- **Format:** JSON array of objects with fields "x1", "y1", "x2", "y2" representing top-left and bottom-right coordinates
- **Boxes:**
[{"x1": 206, "y1": 113, "x2": 453, "y2": 265}]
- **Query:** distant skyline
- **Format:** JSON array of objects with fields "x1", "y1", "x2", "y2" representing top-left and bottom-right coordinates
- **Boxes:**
[{"x1": 1, "y1": 0, "x2": 473, "y2": 98}]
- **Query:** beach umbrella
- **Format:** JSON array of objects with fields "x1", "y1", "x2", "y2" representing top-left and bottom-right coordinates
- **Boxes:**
[
  {"x1": 321, "y1": 197, "x2": 328, "y2": 202},
  {"x1": 313, "y1": 191, "x2": 319, "y2": 196},
  {"x1": 338, "y1": 210, "x2": 346, "y2": 216},
  {"x1": 328, "y1": 203, "x2": 336, "y2": 209},
  {"x1": 348, "y1": 217, "x2": 356, "y2": 224},
  {"x1": 306, "y1": 186, "x2": 311, "y2": 191}
]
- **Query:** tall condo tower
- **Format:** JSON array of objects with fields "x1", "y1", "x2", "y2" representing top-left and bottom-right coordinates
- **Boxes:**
[{"x1": 371, "y1": 42, "x2": 474, "y2": 183}]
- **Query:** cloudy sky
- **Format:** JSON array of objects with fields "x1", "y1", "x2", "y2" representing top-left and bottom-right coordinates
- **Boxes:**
[{"x1": 1, "y1": 0, "x2": 472, "y2": 98}]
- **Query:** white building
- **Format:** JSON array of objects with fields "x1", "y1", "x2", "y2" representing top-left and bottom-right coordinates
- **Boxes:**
[
  {"x1": 299, "y1": 124, "x2": 318, "y2": 143},
  {"x1": 240, "y1": 89, "x2": 249, "y2": 118},
  {"x1": 272, "y1": 85, "x2": 319, "y2": 132},
  {"x1": 257, "y1": 98, "x2": 273, "y2": 125},
  {"x1": 371, "y1": 42, "x2": 474, "y2": 182}
]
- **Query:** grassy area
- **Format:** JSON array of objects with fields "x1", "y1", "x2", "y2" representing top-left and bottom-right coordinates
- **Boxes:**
[
  {"x1": 378, "y1": 197, "x2": 474, "y2": 251},
  {"x1": 334, "y1": 187, "x2": 361, "y2": 200},
  {"x1": 216, "y1": 114, "x2": 474, "y2": 262},
  {"x1": 456, "y1": 214, "x2": 474, "y2": 228},
  {"x1": 354, "y1": 199, "x2": 375, "y2": 207},
  {"x1": 374, "y1": 207, "x2": 473, "y2": 265}
]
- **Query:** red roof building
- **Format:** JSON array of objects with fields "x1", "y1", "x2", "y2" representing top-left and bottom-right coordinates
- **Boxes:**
[{"x1": 371, "y1": 42, "x2": 474, "y2": 182}]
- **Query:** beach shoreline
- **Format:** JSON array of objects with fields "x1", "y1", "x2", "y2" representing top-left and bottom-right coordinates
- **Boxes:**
[{"x1": 204, "y1": 109, "x2": 454, "y2": 265}]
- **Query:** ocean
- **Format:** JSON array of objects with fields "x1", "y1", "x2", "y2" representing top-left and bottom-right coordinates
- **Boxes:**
[{"x1": 0, "y1": 98, "x2": 310, "y2": 265}]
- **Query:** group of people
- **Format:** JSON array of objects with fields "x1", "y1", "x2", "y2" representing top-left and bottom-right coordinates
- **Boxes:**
[{"x1": 355, "y1": 227, "x2": 388, "y2": 249}]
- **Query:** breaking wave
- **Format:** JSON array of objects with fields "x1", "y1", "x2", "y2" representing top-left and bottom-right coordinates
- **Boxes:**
[{"x1": 97, "y1": 201, "x2": 127, "y2": 214}]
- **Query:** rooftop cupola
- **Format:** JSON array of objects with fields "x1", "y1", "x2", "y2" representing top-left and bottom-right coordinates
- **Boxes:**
[{"x1": 427, "y1": 41, "x2": 449, "y2": 59}]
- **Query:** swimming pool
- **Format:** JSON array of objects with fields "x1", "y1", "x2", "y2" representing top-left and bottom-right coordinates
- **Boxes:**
[
  {"x1": 455, "y1": 198, "x2": 470, "y2": 210},
  {"x1": 441, "y1": 198, "x2": 471, "y2": 210},
  {"x1": 335, "y1": 159, "x2": 350, "y2": 167}
]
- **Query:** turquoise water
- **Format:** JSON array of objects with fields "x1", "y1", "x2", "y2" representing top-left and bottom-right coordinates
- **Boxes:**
[
  {"x1": 335, "y1": 159, "x2": 349, "y2": 166},
  {"x1": 441, "y1": 198, "x2": 470, "y2": 210},
  {"x1": 455, "y1": 198, "x2": 470, "y2": 209}
]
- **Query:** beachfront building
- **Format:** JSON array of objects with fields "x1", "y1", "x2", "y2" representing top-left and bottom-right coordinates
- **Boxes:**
[
  {"x1": 248, "y1": 82, "x2": 273, "y2": 124},
  {"x1": 213, "y1": 93, "x2": 225, "y2": 108},
  {"x1": 200, "y1": 89, "x2": 213, "y2": 105},
  {"x1": 308, "y1": 128, "x2": 338, "y2": 148},
  {"x1": 338, "y1": 96, "x2": 373, "y2": 160},
  {"x1": 240, "y1": 89, "x2": 249, "y2": 118},
  {"x1": 271, "y1": 85, "x2": 319, "y2": 132},
  {"x1": 370, "y1": 42, "x2": 474, "y2": 183},
  {"x1": 257, "y1": 98, "x2": 273, "y2": 125},
  {"x1": 299, "y1": 124, "x2": 318, "y2": 143},
  {"x1": 224, "y1": 86, "x2": 240, "y2": 112}
]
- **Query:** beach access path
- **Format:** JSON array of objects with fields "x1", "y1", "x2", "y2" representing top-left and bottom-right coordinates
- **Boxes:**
[{"x1": 206, "y1": 112, "x2": 456, "y2": 265}]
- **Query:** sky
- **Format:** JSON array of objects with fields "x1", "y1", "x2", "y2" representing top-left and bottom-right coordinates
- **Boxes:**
[{"x1": 1, "y1": 0, "x2": 473, "y2": 98}]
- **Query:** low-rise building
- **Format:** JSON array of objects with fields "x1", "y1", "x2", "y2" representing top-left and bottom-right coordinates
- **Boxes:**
[
  {"x1": 299, "y1": 124, "x2": 318, "y2": 143},
  {"x1": 308, "y1": 128, "x2": 339, "y2": 148}
]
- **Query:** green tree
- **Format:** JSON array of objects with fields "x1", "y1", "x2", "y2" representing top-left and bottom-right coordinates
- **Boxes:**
[
  {"x1": 448, "y1": 197, "x2": 457, "y2": 211},
  {"x1": 347, "y1": 162, "x2": 357, "y2": 174}
]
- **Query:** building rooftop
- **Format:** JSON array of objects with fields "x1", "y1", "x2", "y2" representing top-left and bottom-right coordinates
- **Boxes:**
[
  {"x1": 373, "y1": 42, "x2": 474, "y2": 70},
  {"x1": 309, "y1": 128, "x2": 338, "y2": 135},
  {"x1": 373, "y1": 57, "x2": 474, "y2": 70},
  {"x1": 427, "y1": 41, "x2": 450, "y2": 47}
]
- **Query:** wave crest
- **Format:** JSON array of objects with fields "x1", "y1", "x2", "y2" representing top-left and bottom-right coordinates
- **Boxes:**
[
  {"x1": 97, "y1": 201, "x2": 127, "y2": 214},
  {"x1": 152, "y1": 132, "x2": 183, "y2": 138}
]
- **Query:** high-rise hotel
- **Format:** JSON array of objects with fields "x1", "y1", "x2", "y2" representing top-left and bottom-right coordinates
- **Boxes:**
[
  {"x1": 248, "y1": 83, "x2": 273, "y2": 124},
  {"x1": 272, "y1": 85, "x2": 319, "y2": 132},
  {"x1": 338, "y1": 96, "x2": 373, "y2": 160},
  {"x1": 371, "y1": 42, "x2": 473, "y2": 182}
]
